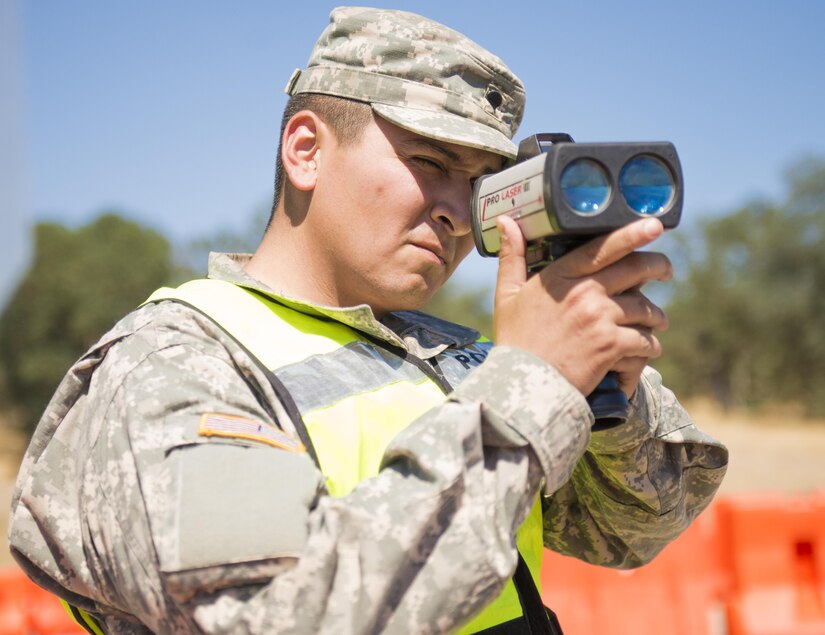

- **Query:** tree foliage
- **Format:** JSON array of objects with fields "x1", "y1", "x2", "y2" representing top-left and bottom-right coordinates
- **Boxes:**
[
  {"x1": 658, "y1": 157, "x2": 825, "y2": 415},
  {"x1": 0, "y1": 213, "x2": 186, "y2": 435},
  {"x1": 425, "y1": 280, "x2": 494, "y2": 339},
  {"x1": 179, "y1": 208, "x2": 268, "y2": 274}
]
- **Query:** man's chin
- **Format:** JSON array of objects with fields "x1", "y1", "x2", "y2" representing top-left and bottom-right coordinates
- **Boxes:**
[{"x1": 370, "y1": 286, "x2": 440, "y2": 317}]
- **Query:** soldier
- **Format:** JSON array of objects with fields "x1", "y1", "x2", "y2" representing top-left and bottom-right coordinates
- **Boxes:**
[{"x1": 9, "y1": 7, "x2": 727, "y2": 634}]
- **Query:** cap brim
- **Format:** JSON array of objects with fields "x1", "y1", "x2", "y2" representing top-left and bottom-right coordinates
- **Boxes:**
[{"x1": 372, "y1": 104, "x2": 517, "y2": 160}]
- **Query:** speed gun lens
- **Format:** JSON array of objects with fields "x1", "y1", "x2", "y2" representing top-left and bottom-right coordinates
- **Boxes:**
[
  {"x1": 560, "y1": 159, "x2": 610, "y2": 215},
  {"x1": 619, "y1": 155, "x2": 674, "y2": 215}
]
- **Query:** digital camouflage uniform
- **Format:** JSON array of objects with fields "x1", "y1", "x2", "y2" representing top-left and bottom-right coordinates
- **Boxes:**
[
  {"x1": 8, "y1": 7, "x2": 728, "y2": 634},
  {"x1": 9, "y1": 253, "x2": 728, "y2": 633}
]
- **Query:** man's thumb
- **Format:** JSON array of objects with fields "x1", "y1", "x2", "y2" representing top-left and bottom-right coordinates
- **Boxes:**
[{"x1": 495, "y1": 215, "x2": 527, "y2": 298}]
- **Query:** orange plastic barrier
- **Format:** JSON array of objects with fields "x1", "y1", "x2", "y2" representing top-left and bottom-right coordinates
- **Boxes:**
[
  {"x1": 0, "y1": 570, "x2": 26, "y2": 635},
  {"x1": 540, "y1": 493, "x2": 825, "y2": 635},
  {"x1": 0, "y1": 568, "x2": 82, "y2": 635},
  {"x1": 718, "y1": 493, "x2": 825, "y2": 635},
  {"x1": 541, "y1": 503, "x2": 729, "y2": 635}
]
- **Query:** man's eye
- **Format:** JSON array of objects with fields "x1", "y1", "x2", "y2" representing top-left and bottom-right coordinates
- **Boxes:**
[{"x1": 412, "y1": 156, "x2": 445, "y2": 172}]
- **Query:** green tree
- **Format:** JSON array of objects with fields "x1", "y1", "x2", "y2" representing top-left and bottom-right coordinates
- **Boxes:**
[
  {"x1": 178, "y1": 208, "x2": 268, "y2": 274},
  {"x1": 658, "y1": 157, "x2": 825, "y2": 415},
  {"x1": 425, "y1": 280, "x2": 494, "y2": 339},
  {"x1": 0, "y1": 213, "x2": 187, "y2": 435}
]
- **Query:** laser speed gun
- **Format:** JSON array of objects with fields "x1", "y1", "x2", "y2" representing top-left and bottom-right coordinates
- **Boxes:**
[{"x1": 471, "y1": 133, "x2": 684, "y2": 429}]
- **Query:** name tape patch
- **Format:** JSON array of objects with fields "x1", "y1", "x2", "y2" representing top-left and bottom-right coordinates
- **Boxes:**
[{"x1": 198, "y1": 413, "x2": 305, "y2": 453}]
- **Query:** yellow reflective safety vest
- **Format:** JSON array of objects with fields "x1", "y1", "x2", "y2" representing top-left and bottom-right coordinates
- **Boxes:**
[{"x1": 145, "y1": 278, "x2": 547, "y2": 633}]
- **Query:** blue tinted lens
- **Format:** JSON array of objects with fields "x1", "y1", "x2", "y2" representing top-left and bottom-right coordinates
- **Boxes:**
[
  {"x1": 619, "y1": 155, "x2": 674, "y2": 215},
  {"x1": 560, "y1": 159, "x2": 610, "y2": 214}
]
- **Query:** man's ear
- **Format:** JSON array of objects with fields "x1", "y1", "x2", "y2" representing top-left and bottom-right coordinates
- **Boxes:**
[{"x1": 281, "y1": 110, "x2": 324, "y2": 192}]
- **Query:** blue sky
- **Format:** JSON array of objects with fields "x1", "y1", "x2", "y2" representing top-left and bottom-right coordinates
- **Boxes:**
[{"x1": 3, "y1": 0, "x2": 825, "y2": 303}]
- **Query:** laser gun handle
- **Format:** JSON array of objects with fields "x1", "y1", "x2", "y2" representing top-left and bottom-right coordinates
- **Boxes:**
[{"x1": 587, "y1": 371, "x2": 628, "y2": 430}]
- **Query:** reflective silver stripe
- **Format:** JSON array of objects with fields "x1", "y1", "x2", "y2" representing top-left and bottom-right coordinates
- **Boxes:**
[{"x1": 276, "y1": 341, "x2": 428, "y2": 412}]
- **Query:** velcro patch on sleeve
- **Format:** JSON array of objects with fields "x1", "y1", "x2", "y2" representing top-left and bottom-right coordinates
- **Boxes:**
[{"x1": 198, "y1": 413, "x2": 305, "y2": 453}]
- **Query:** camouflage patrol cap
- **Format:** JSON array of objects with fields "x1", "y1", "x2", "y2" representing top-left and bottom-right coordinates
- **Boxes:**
[{"x1": 285, "y1": 6, "x2": 526, "y2": 159}]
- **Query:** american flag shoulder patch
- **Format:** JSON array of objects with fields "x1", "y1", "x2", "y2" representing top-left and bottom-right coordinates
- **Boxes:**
[{"x1": 198, "y1": 413, "x2": 305, "y2": 453}]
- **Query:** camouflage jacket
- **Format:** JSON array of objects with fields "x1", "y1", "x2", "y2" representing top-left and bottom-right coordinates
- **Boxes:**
[{"x1": 8, "y1": 253, "x2": 728, "y2": 634}]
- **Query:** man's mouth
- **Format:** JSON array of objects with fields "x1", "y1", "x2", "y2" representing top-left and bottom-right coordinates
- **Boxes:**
[{"x1": 412, "y1": 241, "x2": 447, "y2": 266}]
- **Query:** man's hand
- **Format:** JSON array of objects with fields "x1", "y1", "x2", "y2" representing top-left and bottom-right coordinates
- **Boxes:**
[{"x1": 494, "y1": 215, "x2": 672, "y2": 398}]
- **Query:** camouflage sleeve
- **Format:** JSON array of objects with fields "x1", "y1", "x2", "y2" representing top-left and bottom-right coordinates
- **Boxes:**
[
  {"x1": 541, "y1": 365, "x2": 729, "y2": 568},
  {"x1": 10, "y1": 304, "x2": 593, "y2": 633}
]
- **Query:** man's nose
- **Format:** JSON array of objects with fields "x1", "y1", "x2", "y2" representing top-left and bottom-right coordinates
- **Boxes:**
[{"x1": 430, "y1": 179, "x2": 473, "y2": 236}]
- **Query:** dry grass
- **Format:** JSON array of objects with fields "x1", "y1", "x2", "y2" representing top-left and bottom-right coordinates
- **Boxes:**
[
  {"x1": 1, "y1": 416, "x2": 26, "y2": 567},
  {"x1": 684, "y1": 399, "x2": 825, "y2": 496}
]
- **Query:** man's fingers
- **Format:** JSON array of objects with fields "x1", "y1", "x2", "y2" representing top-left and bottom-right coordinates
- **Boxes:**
[
  {"x1": 582, "y1": 251, "x2": 672, "y2": 297},
  {"x1": 554, "y1": 218, "x2": 664, "y2": 278},
  {"x1": 492, "y1": 215, "x2": 671, "y2": 393},
  {"x1": 613, "y1": 356, "x2": 651, "y2": 375},
  {"x1": 614, "y1": 326, "x2": 663, "y2": 360},
  {"x1": 612, "y1": 291, "x2": 670, "y2": 332},
  {"x1": 495, "y1": 215, "x2": 527, "y2": 299},
  {"x1": 611, "y1": 355, "x2": 651, "y2": 398}
]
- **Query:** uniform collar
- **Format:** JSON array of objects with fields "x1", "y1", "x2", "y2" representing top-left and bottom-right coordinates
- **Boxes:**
[{"x1": 207, "y1": 253, "x2": 481, "y2": 359}]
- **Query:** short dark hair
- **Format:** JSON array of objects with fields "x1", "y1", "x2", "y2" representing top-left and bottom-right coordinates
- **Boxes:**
[{"x1": 269, "y1": 93, "x2": 373, "y2": 227}]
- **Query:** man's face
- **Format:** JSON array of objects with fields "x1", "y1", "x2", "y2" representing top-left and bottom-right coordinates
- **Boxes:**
[{"x1": 310, "y1": 115, "x2": 503, "y2": 316}]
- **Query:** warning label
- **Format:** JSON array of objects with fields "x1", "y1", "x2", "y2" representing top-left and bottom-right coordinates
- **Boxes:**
[{"x1": 481, "y1": 173, "x2": 545, "y2": 221}]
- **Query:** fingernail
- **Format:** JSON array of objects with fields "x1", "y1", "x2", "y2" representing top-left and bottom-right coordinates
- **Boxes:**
[{"x1": 642, "y1": 218, "x2": 661, "y2": 238}]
